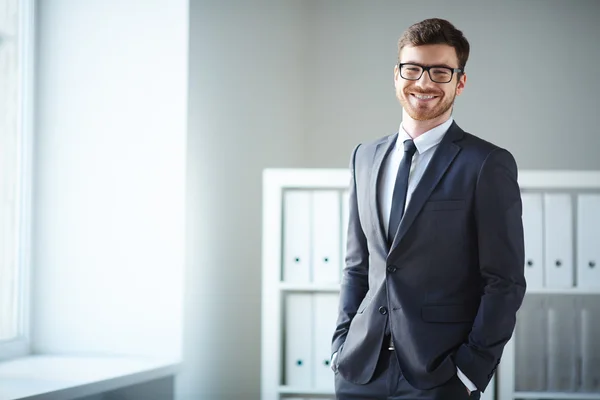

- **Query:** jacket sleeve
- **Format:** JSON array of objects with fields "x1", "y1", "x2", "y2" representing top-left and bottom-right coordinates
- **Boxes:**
[
  {"x1": 331, "y1": 144, "x2": 370, "y2": 356},
  {"x1": 454, "y1": 148, "x2": 527, "y2": 392}
]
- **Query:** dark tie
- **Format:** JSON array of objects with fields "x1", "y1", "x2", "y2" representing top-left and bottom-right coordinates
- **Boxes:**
[{"x1": 387, "y1": 139, "x2": 417, "y2": 244}]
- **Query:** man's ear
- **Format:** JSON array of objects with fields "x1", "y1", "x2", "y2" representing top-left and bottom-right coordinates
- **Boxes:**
[{"x1": 456, "y1": 73, "x2": 467, "y2": 95}]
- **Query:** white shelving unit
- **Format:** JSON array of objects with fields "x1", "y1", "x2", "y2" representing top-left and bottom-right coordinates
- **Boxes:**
[
  {"x1": 497, "y1": 172, "x2": 600, "y2": 400},
  {"x1": 262, "y1": 169, "x2": 348, "y2": 400},
  {"x1": 262, "y1": 169, "x2": 600, "y2": 400}
]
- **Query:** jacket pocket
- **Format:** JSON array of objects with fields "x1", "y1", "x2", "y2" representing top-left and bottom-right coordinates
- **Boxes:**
[
  {"x1": 421, "y1": 304, "x2": 474, "y2": 323},
  {"x1": 422, "y1": 200, "x2": 465, "y2": 211}
]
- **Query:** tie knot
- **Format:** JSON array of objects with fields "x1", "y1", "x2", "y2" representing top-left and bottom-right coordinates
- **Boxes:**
[{"x1": 403, "y1": 139, "x2": 417, "y2": 156}]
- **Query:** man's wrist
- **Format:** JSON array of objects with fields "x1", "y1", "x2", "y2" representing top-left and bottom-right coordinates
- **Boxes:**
[
  {"x1": 456, "y1": 367, "x2": 477, "y2": 392},
  {"x1": 330, "y1": 352, "x2": 338, "y2": 372}
]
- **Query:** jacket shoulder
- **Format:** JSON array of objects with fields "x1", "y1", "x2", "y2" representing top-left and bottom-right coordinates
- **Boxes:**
[
  {"x1": 460, "y1": 131, "x2": 501, "y2": 153},
  {"x1": 458, "y1": 130, "x2": 517, "y2": 166},
  {"x1": 353, "y1": 133, "x2": 395, "y2": 159}
]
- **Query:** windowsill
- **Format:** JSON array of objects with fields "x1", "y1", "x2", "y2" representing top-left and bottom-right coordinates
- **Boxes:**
[{"x1": 0, "y1": 355, "x2": 180, "y2": 400}]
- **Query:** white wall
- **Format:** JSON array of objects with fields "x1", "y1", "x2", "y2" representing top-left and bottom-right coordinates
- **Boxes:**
[
  {"x1": 179, "y1": 0, "x2": 307, "y2": 399},
  {"x1": 32, "y1": 0, "x2": 188, "y2": 360}
]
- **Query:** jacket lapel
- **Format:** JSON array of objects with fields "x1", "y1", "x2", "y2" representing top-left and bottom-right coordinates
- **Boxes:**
[
  {"x1": 369, "y1": 134, "x2": 397, "y2": 253},
  {"x1": 388, "y1": 122, "x2": 464, "y2": 255}
]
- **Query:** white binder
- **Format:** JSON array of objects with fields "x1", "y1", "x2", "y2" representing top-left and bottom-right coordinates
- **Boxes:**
[
  {"x1": 514, "y1": 296, "x2": 547, "y2": 391},
  {"x1": 312, "y1": 293, "x2": 339, "y2": 390},
  {"x1": 480, "y1": 375, "x2": 495, "y2": 400},
  {"x1": 546, "y1": 296, "x2": 578, "y2": 392},
  {"x1": 311, "y1": 191, "x2": 341, "y2": 284},
  {"x1": 543, "y1": 194, "x2": 574, "y2": 288},
  {"x1": 521, "y1": 193, "x2": 544, "y2": 289},
  {"x1": 577, "y1": 194, "x2": 600, "y2": 289},
  {"x1": 341, "y1": 190, "x2": 350, "y2": 276},
  {"x1": 580, "y1": 296, "x2": 600, "y2": 392},
  {"x1": 284, "y1": 293, "x2": 313, "y2": 387},
  {"x1": 283, "y1": 191, "x2": 311, "y2": 283}
]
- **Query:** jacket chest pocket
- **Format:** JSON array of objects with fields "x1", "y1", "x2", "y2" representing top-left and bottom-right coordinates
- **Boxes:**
[{"x1": 422, "y1": 199, "x2": 465, "y2": 212}]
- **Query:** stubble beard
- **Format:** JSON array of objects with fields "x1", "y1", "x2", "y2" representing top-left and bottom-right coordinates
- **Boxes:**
[{"x1": 398, "y1": 86, "x2": 456, "y2": 121}]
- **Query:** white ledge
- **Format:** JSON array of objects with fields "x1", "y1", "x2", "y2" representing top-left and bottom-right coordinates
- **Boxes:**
[{"x1": 0, "y1": 355, "x2": 180, "y2": 400}]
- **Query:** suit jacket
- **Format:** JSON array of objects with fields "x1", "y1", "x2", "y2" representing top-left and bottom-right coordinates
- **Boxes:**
[{"x1": 331, "y1": 121, "x2": 526, "y2": 392}]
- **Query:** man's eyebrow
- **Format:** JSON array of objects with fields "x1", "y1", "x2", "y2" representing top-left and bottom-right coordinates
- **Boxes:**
[
  {"x1": 401, "y1": 61, "x2": 457, "y2": 69},
  {"x1": 430, "y1": 63, "x2": 456, "y2": 69}
]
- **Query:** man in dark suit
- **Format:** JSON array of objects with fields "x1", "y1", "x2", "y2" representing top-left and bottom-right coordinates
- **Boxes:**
[{"x1": 330, "y1": 18, "x2": 526, "y2": 399}]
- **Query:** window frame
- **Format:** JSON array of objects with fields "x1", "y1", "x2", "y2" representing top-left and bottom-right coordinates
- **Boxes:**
[{"x1": 0, "y1": 0, "x2": 35, "y2": 361}]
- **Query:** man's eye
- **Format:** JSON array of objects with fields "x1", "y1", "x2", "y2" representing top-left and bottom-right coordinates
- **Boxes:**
[{"x1": 432, "y1": 69, "x2": 450, "y2": 76}]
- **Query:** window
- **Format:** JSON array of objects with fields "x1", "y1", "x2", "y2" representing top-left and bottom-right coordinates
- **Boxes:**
[{"x1": 0, "y1": 0, "x2": 33, "y2": 360}]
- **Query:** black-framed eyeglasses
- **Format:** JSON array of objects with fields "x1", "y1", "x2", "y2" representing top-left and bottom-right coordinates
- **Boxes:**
[{"x1": 398, "y1": 63, "x2": 462, "y2": 84}]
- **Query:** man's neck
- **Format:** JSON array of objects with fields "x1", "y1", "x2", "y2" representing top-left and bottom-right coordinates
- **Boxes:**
[{"x1": 401, "y1": 110, "x2": 452, "y2": 138}]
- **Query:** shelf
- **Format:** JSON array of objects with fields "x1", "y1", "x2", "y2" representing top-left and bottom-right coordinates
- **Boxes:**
[
  {"x1": 0, "y1": 355, "x2": 179, "y2": 400},
  {"x1": 277, "y1": 285, "x2": 600, "y2": 295},
  {"x1": 278, "y1": 282, "x2": 341, "y2": 292},
  {"x1": 514, "y1": 391, "x2": 600, "y2": 399},
  {"x1": 526, "y1": 288, "x2": 600, "y2": 294},
  {"x1": 278, "y1": 386, "x2": 335, "y2": 395}
]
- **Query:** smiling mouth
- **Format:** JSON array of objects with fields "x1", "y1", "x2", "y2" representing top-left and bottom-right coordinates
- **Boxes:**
[{"x1": 411, "y1": 93, "x2": 438, "y2": 100}]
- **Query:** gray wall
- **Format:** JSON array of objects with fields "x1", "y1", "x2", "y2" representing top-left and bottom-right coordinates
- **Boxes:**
[
  {"x1": 179, "y1": 1, "x2": 307, "y2": 399},
  {"x1": 303, "y1": 0, "x2": 600, "y2": 168},
  {"x1": 182, "y1": 1, "x2": 600, "y2": 399}
]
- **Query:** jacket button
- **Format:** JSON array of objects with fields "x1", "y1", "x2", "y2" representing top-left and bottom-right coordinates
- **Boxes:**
[
  {"x1": 387, "y1": 265, "x2": 397, "y2": 273},
  {"x1": 379, "y1": 306, "x2": 388, "y2": 315}
]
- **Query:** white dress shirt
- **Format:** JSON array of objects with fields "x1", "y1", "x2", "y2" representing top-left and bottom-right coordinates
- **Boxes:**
[{"x1": 378, "y1": 116, "x2": 477, "y2": 393}]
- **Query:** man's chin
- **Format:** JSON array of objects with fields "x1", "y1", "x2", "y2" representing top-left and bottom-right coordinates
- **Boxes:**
[
  {"x1": 404, "y1": 103, "x2": 453, "y2": 122},
  {"x1": 406, "y1": 109, "x2": 439, "y2": 121}
]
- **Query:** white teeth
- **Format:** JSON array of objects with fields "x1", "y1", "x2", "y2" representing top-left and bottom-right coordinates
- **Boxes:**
[{"x1": 414, "y1": 94, "x2": 435, "y2": 99}]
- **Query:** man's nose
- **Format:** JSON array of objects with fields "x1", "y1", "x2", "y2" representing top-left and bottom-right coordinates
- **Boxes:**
[{"x1": 415, "y1": 69, "x2": 434, "y2": 87}]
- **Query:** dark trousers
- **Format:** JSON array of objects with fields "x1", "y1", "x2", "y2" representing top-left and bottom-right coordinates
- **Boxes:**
[{"x1": 334, "y1": 341, "x2": 481, "y2": 400}]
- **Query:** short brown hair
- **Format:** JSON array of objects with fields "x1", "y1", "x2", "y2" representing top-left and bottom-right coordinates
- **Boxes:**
[{"x1": 398, "y1": 18, "x2": 470, "y2": 71}]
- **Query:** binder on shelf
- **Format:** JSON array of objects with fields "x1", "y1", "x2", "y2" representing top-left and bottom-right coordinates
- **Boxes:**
[
  {"x1": 521, "y1": 193, "x2": 544, "y2": 290},
  {"x1": 311, "y1": 191, "x2": 341, "y2": 284},
  {"x1": 577, "y1": 194, "x2": 600, "y2": 289},
  {"x1": 514, "y1": 295, "x2": 547, "y2": 391},
  {"x1": 312, "y1": 293, "x2": 339, "y2": 390},
  {"x1": 341, "y1": 190, "x2": 350, "y2": 277},
  {"x1": 546, "y1": 296, "x2": 579, "y2": 392},
  {"x1": 284, "y1": 293, "x2": 313, "y2": 387},
  {"x1": 283, "y1": 190, "x2": 311, "y2": 283},
  {"x1": 480, "y1": 376, "x2": 495, "y2": 400},
  {"x1": 580, "y1": 296, "x2": 600, "y2": 392},
  {"x1": 543, "y1": 194, "x2": 574, "y2": 288}
]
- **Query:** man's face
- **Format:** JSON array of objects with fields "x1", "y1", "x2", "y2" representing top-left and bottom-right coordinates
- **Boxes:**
[{"x1": 394, "y1": 44, "x2": 466, "y2": 121}]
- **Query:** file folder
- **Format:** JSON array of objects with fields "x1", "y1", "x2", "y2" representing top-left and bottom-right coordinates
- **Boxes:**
[
  {"x1": 284, "y1": 293, "x2": 313, "y2": 387},
  {"x1": 312, "y1": 293, "x2": 339, "y2": 390},
  {"x1": 515, "y1": 295, "x2": 547, "y2": 391},
  {"x1": 577, "y1": 195, "x2": 600, "y2": 289},
  {"x1": 521, "y1": 193, "x2": 544, "y2": 290},
  {"x1": 480, "y1": 375, "x2": 495, "y2": 400},
  {"x1": 543, "y1": 194, "x2": 574, "y2": 288},
  {"x1": 580, "y1": 295, "x2": 600, "y2": 392},
  {"x1": 341, "y1": 190, "x2": 350, "y2": 277},
  {"x1": 546, "y1": 296, "x2": 578, "y2": 392},
  {"x1": 311, "y1": 191, "x2": 341, "y2": 284},
  {"x1": 283, "y1": 191, "x2": 311, "y2": 283}
]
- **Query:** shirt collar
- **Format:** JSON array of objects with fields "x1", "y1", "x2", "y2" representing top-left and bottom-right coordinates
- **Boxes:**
[{"x1": 396, "y1": 117, "x2": 453, "y2": 155}]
